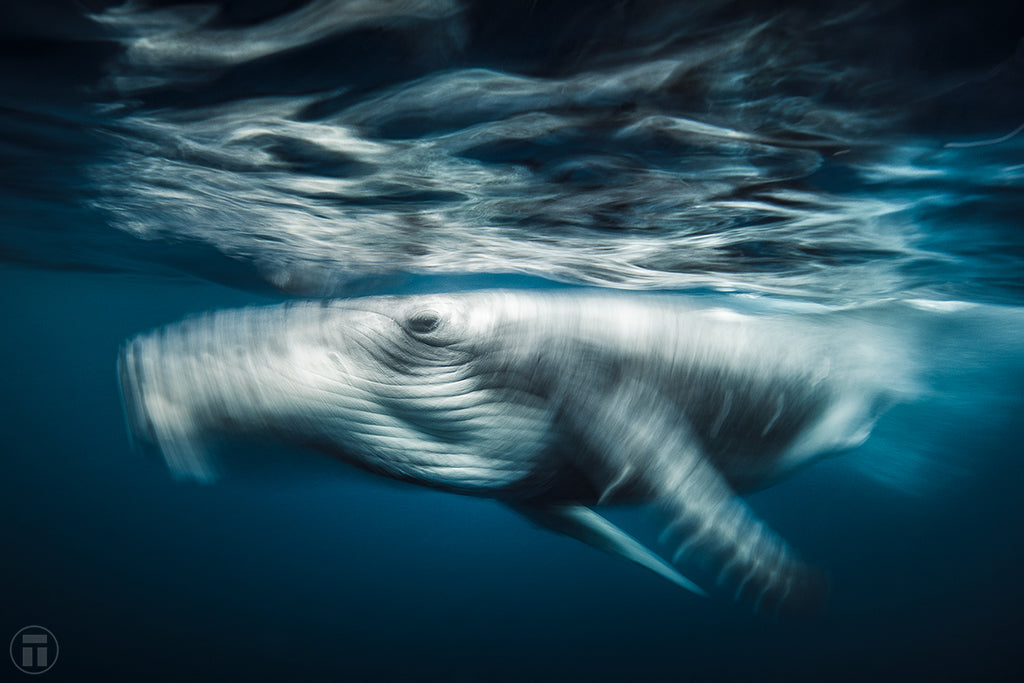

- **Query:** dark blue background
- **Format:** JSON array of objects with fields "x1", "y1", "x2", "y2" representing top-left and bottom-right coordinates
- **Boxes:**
[{"x1": 2, "y1": 1, "x2": 1024, "y2": 680}]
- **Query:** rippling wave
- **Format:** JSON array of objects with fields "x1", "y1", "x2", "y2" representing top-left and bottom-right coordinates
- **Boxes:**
[{"x1": 2, "y1": 1, "x2": 1023, "y2": 304}]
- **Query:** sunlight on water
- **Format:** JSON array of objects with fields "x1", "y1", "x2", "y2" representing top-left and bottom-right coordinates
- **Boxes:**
[{"x1": 74, "y1": 0, "x2": 1021, "y2": 304}]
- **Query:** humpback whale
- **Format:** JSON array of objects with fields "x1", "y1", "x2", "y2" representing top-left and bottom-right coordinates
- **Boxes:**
[{"x1": 118, "y1": 290, "x2": 910, "y2": 617}]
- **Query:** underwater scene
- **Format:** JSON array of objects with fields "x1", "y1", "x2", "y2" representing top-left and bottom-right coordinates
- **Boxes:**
[{"x1": 2, "y1": 1, "x2": 1023, "y2": 681}]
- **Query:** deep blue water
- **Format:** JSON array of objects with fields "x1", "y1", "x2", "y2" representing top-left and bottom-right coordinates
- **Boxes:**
[{"x1": 2, "y1": 1, "x2": 1024, "y2": 681}]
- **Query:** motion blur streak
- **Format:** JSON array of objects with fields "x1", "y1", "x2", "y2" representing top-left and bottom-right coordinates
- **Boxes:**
[{"x1": 119, "y1": 290, "x2": 917, "y2": 617}]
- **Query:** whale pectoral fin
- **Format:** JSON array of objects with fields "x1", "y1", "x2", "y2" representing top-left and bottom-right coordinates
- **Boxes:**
[
  {"x1": 559, "y1": 378, "x2": 828, "y2": 618},
  {"x1": 509, "y1": 502, "x2": 706, "y2": 597}
]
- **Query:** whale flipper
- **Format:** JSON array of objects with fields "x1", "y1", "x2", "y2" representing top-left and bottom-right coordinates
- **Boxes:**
[
  {"x1": 510, "y1": 502, "x2": 706, "y2": 596},
  {"x1": 559, "y1": 376, "x2": 828, "y2": 618}
]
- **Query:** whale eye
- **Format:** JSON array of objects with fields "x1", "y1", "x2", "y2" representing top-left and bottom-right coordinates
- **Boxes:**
[{"x1": 407, "y1": 310, "x2": 441, "y2": 334}]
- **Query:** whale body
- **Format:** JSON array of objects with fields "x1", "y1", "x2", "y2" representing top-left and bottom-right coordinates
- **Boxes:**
[{"x1": 118, "y1": 290, "x2": 910, "y2": 617}]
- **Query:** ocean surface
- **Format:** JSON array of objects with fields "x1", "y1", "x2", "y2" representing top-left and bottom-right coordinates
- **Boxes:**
[{"x1": 2, "y1": 1, "x2": 1023, "y2": 680}]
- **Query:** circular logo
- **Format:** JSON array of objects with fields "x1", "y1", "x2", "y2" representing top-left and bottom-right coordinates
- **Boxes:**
[{"x1": 9, "y1": 626, "x2": 58, "y2": 675}]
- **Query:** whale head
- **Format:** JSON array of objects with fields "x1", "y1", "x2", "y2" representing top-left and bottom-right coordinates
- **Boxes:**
[{"x1": 118, "y1": 292, "x2": 568, "y2": 493}]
